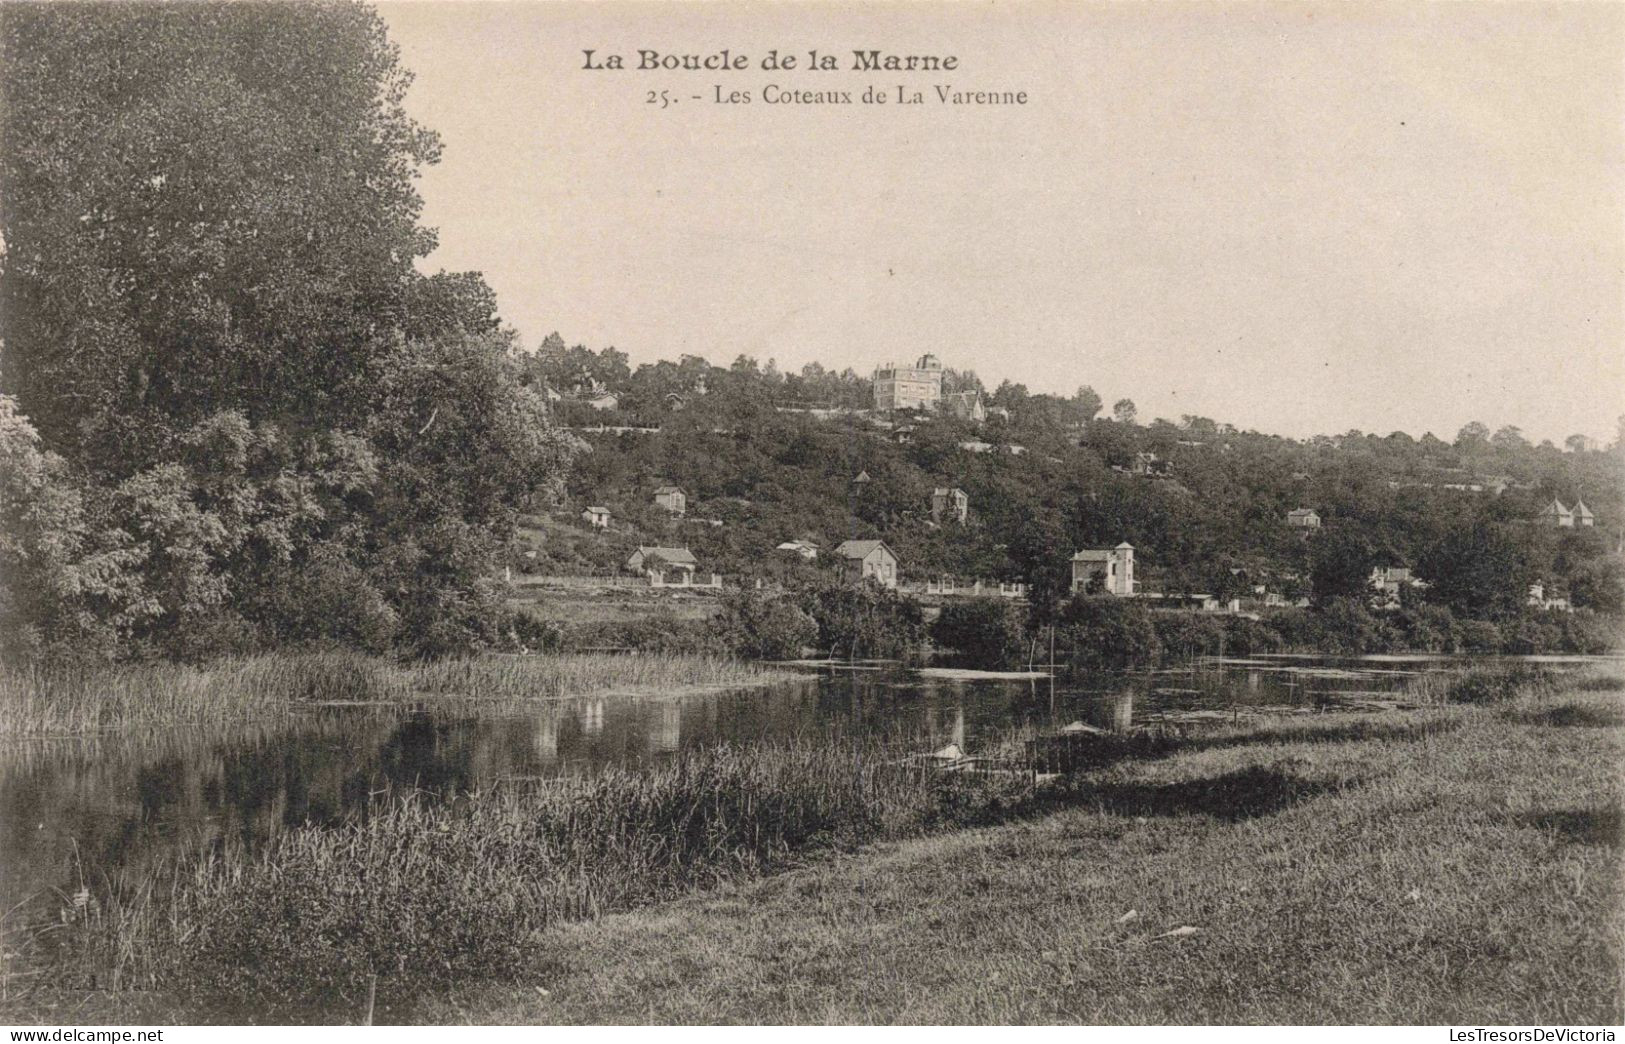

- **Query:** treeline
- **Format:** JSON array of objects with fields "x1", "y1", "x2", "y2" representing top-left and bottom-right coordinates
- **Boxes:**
[
  {"x1": 536, "y1": 586, "x2": 1617, "y2": 668},
  {"x1": 0, "y1": 4, "x2": 576, "y2": 662},
  {"x1": 531, "y1": 343, "x2": 1623, "y2": 629}
]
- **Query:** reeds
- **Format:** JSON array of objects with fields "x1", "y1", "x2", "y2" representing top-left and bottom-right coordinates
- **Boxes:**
[
  {"x1": 30, "y1": 740, "x2": 1028, "y2": 1018},
  {"x1": 0, "y1": 651, "x2": 794, "y2": 736}
]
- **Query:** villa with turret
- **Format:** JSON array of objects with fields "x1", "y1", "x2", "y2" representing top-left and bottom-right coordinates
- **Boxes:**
[{"x1": 873, "y1": 354, "x2": 944, "y2": 412}]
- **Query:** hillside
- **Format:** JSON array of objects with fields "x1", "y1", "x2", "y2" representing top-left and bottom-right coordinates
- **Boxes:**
[{"x1": 516, "y1": 341, "x2": 1624, "y2": 626}]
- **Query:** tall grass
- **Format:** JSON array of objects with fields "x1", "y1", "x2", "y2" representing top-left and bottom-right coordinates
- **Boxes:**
[
  {"x1": 0, "y1": 651, "x2": 793, "y2": 736},
  {"x1": 32, "y1": 741, "x2": 1027, "y2": 1019}
]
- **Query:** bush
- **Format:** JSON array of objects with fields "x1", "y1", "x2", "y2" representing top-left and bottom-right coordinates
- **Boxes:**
[
  {"x1": 1316, "y1": 597, "x2": 1397, "y2": 654},
  {"x1": 1503, "y1": 613, "x2": 1565, "y2": 655},
  {"x1": 1554, "y1": 610, "x2": 1622, "y2": 655},
  {"x1": 930, "y1": 598, "x2": 1029, "y2": 668},
  {"x1": 1222, "y1": 616, "x2": 1284, "y2": 656},
  {"x1": 1056, "y1": 596, "x2": 1160, "y2": 671},
  {"x1": 1457, "y1": 618, "x2": 1503, "y2": 654},
  {"x1": 795, "y1": 581, "x2": 928, "y2": 661},
  {"x1": 1263, "y1": 608, "x2": 1324, "y2": 651},
  {"x1": 1393, "y1": 603, "x2": 1460, "y2": 653},
  {"x1": 715, "y1": 589, "x2": 818, "y2": 660},
  {"x1": 1152, "y1": 613, "x2": 1227, "y2": 660},
  {"x1": 564, "y1": 611, "x2": 725, "y2": 655}
]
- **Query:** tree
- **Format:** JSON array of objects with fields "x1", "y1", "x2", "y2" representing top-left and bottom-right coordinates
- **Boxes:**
[
  {"x1": 1491, "y1": 426, "x2": 1527, "y2": 451},
  {"x1": 931, "y1": 598, "x2": 1028, "y2": 667},
  {"x1": 1071, "y1": 386, "x2": 1103, "y2": 424},
  {"x1": 0, "y1": 4, "x2": 578, "y2": 660},
  {"x1": 1308, "y1": 527, "x2": 1380, "y2": 606},
  {"x1": 1418, "y1": 521, "x2": 1536, "y2": 620},
  {"x1": 1112, "y1": 399, "x2": 1138, "y2": 425},
  {"x1": 1455, "y1": 422, "x2": 1491, "y2": 450},
  {"x1": 1, "y1": 2, "x2": 445, "y2": 473},
  {"x1": 1056, "y1": 596, "x2": 1160, "y2": 670}
]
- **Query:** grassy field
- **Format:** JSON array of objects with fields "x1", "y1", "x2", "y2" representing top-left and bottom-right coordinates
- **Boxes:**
[
  {"x1": 428, "y1": 676, "x2": 1622, "y2": 1025},
  {"x1": 2, "y1": 665, "x2": 1619, "y2": 1025},
  {"x1": 0, "y1": 650, "x2": 791, "y2": 736}
]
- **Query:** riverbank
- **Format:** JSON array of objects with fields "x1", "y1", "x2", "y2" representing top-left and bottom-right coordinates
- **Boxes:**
[
  {"x1": 431, "y1": 671, "x2": 1625, "y2": 1025},
  {"x1": 0, "y1": 651, "x2": 795, "y2": 736},
  {"x1": 3, "y1": 664, "x2": 1618, "y2": 1024}
]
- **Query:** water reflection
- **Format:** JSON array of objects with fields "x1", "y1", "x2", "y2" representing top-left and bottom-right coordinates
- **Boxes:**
[{"x1": 0, "y1": 654, "x2": 1604, "y2": 913}]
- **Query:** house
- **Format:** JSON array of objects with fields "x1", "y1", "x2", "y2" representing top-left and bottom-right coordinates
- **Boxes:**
[
  {"x1": 930, "y1": 486, "x2": 969, "y2": 525},
  {"x1": 985, "y1": 405, "x2": 1011, "y2": 422},
  {"x1": 872, "y1": 354, "x2": 943, "y2": 412},
  {"x1": 1071, "y1": 543, "x2": 1136, "y2": 596},
  {"x1": 1131, "y1": 451, "x2": 1166, "y2": 477},
  {"x1": 776, "y1": 540, "x2": 820, "y2": 561},
  {"x1": 626, "y1": 546, "x2": 698, "y2": 578},
  {"x1": 1573, "y1": 499, "x2": 1596, "y2": 527},
  {"x1": 1286, "y1": 508, "x2": 1321, "y2": 529},
  {"x1": 1369, "y1": 565, "x2": 1427, "y2": 609},
  {"x1": 958, "y1": 440, "x2": 994, "y2": 454},
  {"x1": 1538, "y1": 500, "x2": 1574, "y2": 527},
  {"x1": 581, "y1": 506, "x2": 612, "y2": 529},
  {"x1": 944, "y1": 389, "x2": 986, "y2": 424},
  {"x1": 652, "y1": 485, "x2": 686, "y2": 517},
  {"x1": 1528, "y1": 581, "x2": 1572, "y2": 613},
  {"x1": 585, "y1": 392, "x2": 619, "y2": 411},
  {"x1": 834, "y1": 539, "x2": 899, "y2": 588}
]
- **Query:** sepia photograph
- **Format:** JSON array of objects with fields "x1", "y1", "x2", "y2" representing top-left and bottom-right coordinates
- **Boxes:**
[{"x1": 0, "y1": 0, "x2": 1621, "y2": 1031}]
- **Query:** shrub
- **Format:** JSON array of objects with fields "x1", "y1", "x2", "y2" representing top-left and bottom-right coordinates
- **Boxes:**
[
  {"x1": 1152, "y1": 613, "x2": 1227, "y2": 660},
  {"x1": 1458, "y1": 618, "x2": 1503, "y2": 653},
  {"x1": 1263, "y1": 608, "x2": 1324, "y2": 651},
  {"x1": 1056, "y1": 596, "x2": 1160, "y2": 671},
  {"x1": 714, "y1": 589, "x2": 818, "y2": 660},
  {"x1": 930, "y1": 598, "x2": 1029, "y2": 667},
  {"x1": 1316, "y1": 597, "x2": 1397, "y2": 654},
  {"x1": 1393, "y1": 603, "x2": 1460, "y2": 653},
  {"x1": 795, "y1": 581, "x2": 928, "y2": 661},
  {"x1": 1222, "y1": 616, "x2": 1284, "y2": 656},
  {"x1": 1503, "y1": 613, "x2": 1564, "y2": 655}
]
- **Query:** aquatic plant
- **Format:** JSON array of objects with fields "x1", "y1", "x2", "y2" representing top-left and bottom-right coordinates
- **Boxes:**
[{"x1": 0, "y1": 651, "x2": 794, "y2": 736}]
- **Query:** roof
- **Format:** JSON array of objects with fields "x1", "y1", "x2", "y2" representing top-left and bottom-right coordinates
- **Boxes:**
[
  {"x1": 631, "y1": 546, "x2": 697, "y2": 566},
  {"x1": 835, "y1": 539, "x2": 895, "y2": 560},
  {"x1": 653, "y1": 485, "x2": 684, "y2": 496},
  {"x1": 584, "y1": 505, "x2": 610, "y2": 514},
  {"x1": 1573, "y1": 499, "x2": 1594, "y2": 517},
  {"x1": 1288, "y1": 508, "x2": 1319, "y2": 517},
  {"x1": 933, "y1": 486, "x2": 966, "y2": 497},
  {"x1": 1544, "y1": 499, "x2": 1571, "y2": 512}
]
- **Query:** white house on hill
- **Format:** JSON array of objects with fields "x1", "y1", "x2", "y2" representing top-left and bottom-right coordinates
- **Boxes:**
[
  {"x1": 1071, "y1": 543, "x2": 1136, "y2": 596},
  {"x1": 834, "y1": 540, "x2": 899, "y2": 588}
]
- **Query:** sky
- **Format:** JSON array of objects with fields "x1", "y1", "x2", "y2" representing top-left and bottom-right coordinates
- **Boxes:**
[{"x1": 378, "y1": 1, "x2": 1624, "y2": 444}]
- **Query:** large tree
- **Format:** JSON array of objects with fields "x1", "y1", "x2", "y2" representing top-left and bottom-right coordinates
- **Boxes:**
[
  {"x1": 0, "y1": 2, "x2": 576, "y2": 659},
  {"x1": 0, "y1": 1, "x2": 447, "y2": 472}
]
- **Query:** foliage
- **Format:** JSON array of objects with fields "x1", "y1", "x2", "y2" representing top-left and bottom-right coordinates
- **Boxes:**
[
  {"x1": 714, "y1": 589, "x2": 818, "y2": 660},
  {"x1": 1056, "y1": 596, "x2": 1161, "y2": 670},
  {"x1": 930, "y1": 598, "x2": 1029, "y2": 667},
  {"x1": 1152, "y1": 613, "x2": 1228, "y2": 659},
  {"x1": 795, "y1": 581, "x2": 928, "y2": 661},
  {"x1": 0, "y1": 5, "x2": 577, "y2": 661}
]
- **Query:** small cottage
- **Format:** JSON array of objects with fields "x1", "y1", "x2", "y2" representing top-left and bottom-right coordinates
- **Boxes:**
[
  {"x1": 581, "y1": 506, "x2": 612, "y2": 529},
  {"x1": 1286, "y1": 508, "x2": 1321, "y2": 529},
  {"x1": 834, "y1": 540, "x2": 899, "y2": 589},
  {"x1": 1071, "y1": 543, "x2": 1136, "y2": 596},
  {"x1": 776, "y1": 540, "x2": 820, "y2": 561},
  {"x1": 626, "y1": 546, "x2": 698, "y2": 578},
  {"x1": 652, "y1": 485, "x2": 687, "y2": 517},
  {"x1": 931, "y1": 487, "x2": 969, "y2": 525}
]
